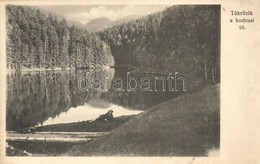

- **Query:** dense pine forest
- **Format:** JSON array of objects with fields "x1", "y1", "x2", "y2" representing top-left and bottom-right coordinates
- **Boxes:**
[
  {"x1": 6, "y1": 5, "x2": 220, "y2": 85},
  {"x1": 99, "y1": 5, "x2": 220, "y2": 84},
  {"x1": 6, "y1": 5, "x2": 114, "y2": 70}
]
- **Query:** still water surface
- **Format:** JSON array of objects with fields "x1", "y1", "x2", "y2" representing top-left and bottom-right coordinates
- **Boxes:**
[{"x1": 7, "y1": 68, "x2": 179, "y2": 131}]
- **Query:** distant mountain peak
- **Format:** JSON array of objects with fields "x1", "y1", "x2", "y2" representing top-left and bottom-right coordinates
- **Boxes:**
[
  {"x1": 84, "y1": 15, "x2": 143, "y2": 32},
  {"x1": 84, "y1": 17, "x2": 112, "y2": 32},
  {"x1": 87, "y1": 17, "x2": 111, "y2": 24}
]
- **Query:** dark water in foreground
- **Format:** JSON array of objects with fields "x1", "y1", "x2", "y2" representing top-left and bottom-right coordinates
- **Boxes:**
[{"x1": 7, "y1": 68, "x2": 181, "y2": 131}]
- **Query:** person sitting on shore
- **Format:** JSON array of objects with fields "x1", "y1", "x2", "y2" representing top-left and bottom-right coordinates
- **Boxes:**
[{"x1": 95, "y1": 110, "x2": 114, "y2": 122}]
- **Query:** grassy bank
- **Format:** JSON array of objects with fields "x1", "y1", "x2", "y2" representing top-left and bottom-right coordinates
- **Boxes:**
[
  {"x1": 14, "y1": 115, "x2": 135, "y2": 133},
  {"x1": 7, "y1": 115, "x2": 135, "y2": 156},
  {"x1": 34, "y1": 115, "x2": 135, "y2": 132},
  {"x1": 66, "y1": 84, "x2": 220, "y2": 156}
]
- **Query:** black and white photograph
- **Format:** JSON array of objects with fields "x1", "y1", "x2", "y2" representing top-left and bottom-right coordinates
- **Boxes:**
[{"x1": 4, "y1": 4, "x2": 221, "y2": 157}]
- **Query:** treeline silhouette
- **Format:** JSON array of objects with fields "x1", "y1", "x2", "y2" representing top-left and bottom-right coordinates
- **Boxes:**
[
  {"x1": 6, "y1": 5, "x2": 220, "y2": 85},
  {"x1": 6, "y1": 5, "x2": 114, "y2": 70},
  {"x1": 99, "y1": 5, "x2": 220, "y2": 84}
]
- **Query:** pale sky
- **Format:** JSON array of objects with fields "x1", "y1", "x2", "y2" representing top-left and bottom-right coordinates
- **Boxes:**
[{"x1": 37, "y1": 5, "x2": 168, "y2": 24}]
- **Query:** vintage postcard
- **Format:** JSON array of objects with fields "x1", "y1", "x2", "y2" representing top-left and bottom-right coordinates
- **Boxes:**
[{"x1": 0, "y1": 0, "x2": 259, "y2": 163}]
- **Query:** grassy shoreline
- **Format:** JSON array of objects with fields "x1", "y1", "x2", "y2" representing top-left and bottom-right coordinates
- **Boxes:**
[
  {"x1": 33, "y1": 115, "x2": 135, "y2": 132},
  {"x1": 6, "y1": 65, "x2": 111, "y2": 74},
  {"x1": 66, "y1": 84, "x2": 220, "y2": 156},
  {"x1": 6, "y1": 115, "x2": 135, "y2": 156}
]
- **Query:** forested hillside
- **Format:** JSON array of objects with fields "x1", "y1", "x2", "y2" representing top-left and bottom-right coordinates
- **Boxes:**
[
  {"x1": 6, "y1": 5, "x2": 220, "y2": 86},
  {"x1": 99, "y1": 5, "x2": 220, "y2": 85},
  {"x1": 6, "y1": 5, "x2": 114, "y2": 70}
]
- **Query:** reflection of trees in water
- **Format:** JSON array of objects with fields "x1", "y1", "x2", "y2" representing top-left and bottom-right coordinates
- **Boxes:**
[
  {"x1": 7, "y1": 68, "x2": 180, "y2": 131},
  {"x1": 103, "y1": 90, "x2": 176, "y2": 111},
  {"x1": 6, "y1": 69, "x2": 115, "y2": 131},
  {"x1": 101, "y1": 69, "x2": 178, "y2": 111}
]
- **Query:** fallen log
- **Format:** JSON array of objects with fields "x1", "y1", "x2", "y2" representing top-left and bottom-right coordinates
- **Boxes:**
[{"x1": 7, "y1": 131, "x2": 109, "y2": 142}]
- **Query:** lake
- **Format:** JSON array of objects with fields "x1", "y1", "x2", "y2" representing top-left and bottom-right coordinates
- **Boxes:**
[{"x1": 6, "y1": 68, "x2": 181, "y2": 131}]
